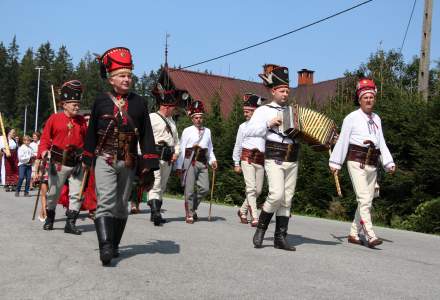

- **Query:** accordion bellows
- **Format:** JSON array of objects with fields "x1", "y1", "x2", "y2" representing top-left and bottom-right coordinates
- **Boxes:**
[{"x1": 279, "y1": 105, "x2": 337, "y2": 151}]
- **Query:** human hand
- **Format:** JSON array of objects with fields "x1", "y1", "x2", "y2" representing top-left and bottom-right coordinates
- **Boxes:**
[
  {"x1": 267, "y1": 117, "x2": 282, "y2": 128},
  {"x1": 332, "y1": 133, "x2": 339, "y2": 145},
  {"x1": 82, "y1": 162, "x2": 90, "y2": 170},
  {"x1": 41, "y1": 150, "x2": 49, "y2": 159},
  {"x1": 141, "y1": 168, "x2": 150, "y2": 175},
  {"x1": 330, "y1": 167, "x2": 339, "y2": 175},
  {"x1": 234, "y1": 166, "x2": 242, "y2": 174},
  {"x1": 387, "y1": 165, "x2": 396, "y2": 174}
]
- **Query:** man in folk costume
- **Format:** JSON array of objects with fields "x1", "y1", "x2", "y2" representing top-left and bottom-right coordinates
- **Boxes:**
[
  {"x1": 176, "y1": 100, "x2": 217, "y2": 224},
  {"x1": 329, "y1": 78, "x2": 395, "y2": 248},
  {"x1": 83, "y1": 47, "x2": 159, "y2": 265},
  {"x1": 233, "y1": 93, "x2": 265, "y2": 227},
  {"x1": 147, "y1": 81, "x2": 182, "y2": 226},
  {"x1": 244, "y1": 64, "x2": 297, "y2": 251},
  {"x1": 0, "y1": 128, "x2": 19, "y2": 191},
  {"x1": 37, "y1": 80, "x2": 88, "y2": 235}
]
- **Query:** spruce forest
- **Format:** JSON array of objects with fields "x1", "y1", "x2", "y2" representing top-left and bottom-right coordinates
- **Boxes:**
[{"x1": 1, "y1": 37, "x2": 439, "y2": 234}]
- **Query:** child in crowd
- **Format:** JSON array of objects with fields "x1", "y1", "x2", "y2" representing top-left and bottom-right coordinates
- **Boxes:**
[{"x1": 16, "y1": 135, "x2": 34, "y2": 196}]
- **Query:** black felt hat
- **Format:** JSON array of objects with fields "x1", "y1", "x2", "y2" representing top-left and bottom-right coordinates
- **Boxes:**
[
  {"x1": 60, "y1": 80, "x2": 82, "y2": 102},
  {"x1": 259, "y1": 64, "x2": 289, "y2": 89},
  {"x1": 243, "y1": 93, "x2": 264, "y2": 109}
]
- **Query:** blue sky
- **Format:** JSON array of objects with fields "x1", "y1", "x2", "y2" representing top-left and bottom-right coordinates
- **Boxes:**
[{"x1": 0, "y1": 0, "x2": 438, "y2": 84}]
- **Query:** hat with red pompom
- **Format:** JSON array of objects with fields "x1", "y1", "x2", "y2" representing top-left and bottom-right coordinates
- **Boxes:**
[
  {"x1": 356, "y1": 78, "x2": 377, "y2": 99},
  {"x1": 188, "y1": 100, "x2": 205, "y2": 117}
]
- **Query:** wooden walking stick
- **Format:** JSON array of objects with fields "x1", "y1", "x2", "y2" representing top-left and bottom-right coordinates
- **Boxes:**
[
  {"x1": 329, "y1": 149, "x2": 342, "y2": 197},
  {"x1": 51, "y1": 85, "x2": 57, "y2": 113},
  {"x1": 78, "y1": 168, "x2": 90, "y2": 201},
  {"x1": 32, "y1": 180, "x2": 42, "y2": 221},
  {"x1": 208, "y1": 168, "x2": 216, "y2": 221},
  {"x1": 0, "y1": 112, "x2": 11, "y2": 157},
  {"x1": 32, "y1": 156, "x2": 48, "y2": 220}
]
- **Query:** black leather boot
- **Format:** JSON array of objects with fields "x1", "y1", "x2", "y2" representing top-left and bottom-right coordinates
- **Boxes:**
[
  {"x1": 253, "y1": 210, "x2": 274, "y2": 248},
  {"x1": 94, "y1": 217, "x2": 114, "y2": 266},
  {"x1": 147, "y1": 200, "x2": 154, "y2": 222},
  {"x1": 64, "y1": 210, "x2": 82, "y2": 235},
  {"x1": 149, "y1": 199, "x2": 165, "y2": 226},
  {"x1": 153, "y1": 199, "x2": 166, "y2": 226},
  {"x1": 274, "y1": 216, "x2": 296, "y2": 251},
  {"x1": 113, "y1": 218, "x2": 127, "y2": 258},
  {"x1": 43, "y1": 209, "x2": 56, "y2": 230}
]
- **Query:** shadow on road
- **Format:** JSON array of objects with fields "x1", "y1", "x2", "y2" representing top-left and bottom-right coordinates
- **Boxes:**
[
  {"x1": 112, "y1": 240, "x2": 180, "y2": 266},
  {"x1": 164, "y1": 216, "x2": 226, "y2": 223},
  {"x1": 130, "y1": 208, "x2": 152, "y2": 215},
  {"x1": 265, "y1": 234, "x2": 341, "y2": 247},
  {"x1": 76, "y1": 223, "x2": 96, "y2": 232},
  {"x1": 331, "y1": 234, "x2": 390, "y2": 250}
]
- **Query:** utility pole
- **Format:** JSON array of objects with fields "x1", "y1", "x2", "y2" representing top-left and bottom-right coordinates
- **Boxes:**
[
  {"x1": 24, "y1": 105, "x2": 27, "y2": 136},
  {"x1": 34, "y1": 66, "x2": 44, "y2": 131},
  {"x1": 418, "y1": 0, "x2": 433, "y2": 101}
]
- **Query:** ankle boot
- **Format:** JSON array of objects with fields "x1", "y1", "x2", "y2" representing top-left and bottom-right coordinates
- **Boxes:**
[
  {"x1": 113, "y1": 218, "x2": 127, "y2": 258},
  {"x1": 253, "y1": 210, "x2": 274, "y2": 248},
  {"x1": 152, "y1": 199, "x2": 165, "y2": 226},
  {"x1": 64, "y1": 210, "x2": 82, "y2": 235},
  {"x1": 147, "y1": 200, "x2": 154, "y2": 222},
  {"x1": 94, "y1": 217, "x2": 114, "y2": 266},
  {"x1": 43, "y1": 209, "x2": 56, "y2": 230},
  {"x1": 274, "y1": 216, "x2": 296, "y2": 251}
]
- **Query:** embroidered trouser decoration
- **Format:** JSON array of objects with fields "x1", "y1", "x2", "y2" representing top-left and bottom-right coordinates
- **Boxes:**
[{"x1": 347, "y1": 161, "x2": 377, "y2": 239}]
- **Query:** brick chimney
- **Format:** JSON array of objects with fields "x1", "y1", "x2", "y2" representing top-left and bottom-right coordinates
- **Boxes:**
[{"x1": 297, "y1": 69, "x2": 314, "y2": 86}]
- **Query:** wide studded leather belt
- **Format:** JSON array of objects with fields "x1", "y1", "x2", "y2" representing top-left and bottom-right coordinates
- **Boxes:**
[
  {"x1": 265, "y1": 141, "x2": 299, "y2": 162},
  {"x1": 347, "y1": 144, "x2": 380, "y2": 167},
  {"x1": 50, "y1": 145, "x2": 82, "y2": 167},
  {"x1": 241, "y1": 148, "x2": 264, "y2": 165},
  {"x1": 185, "y1": 146, "x2": 208, "y2": 165}
]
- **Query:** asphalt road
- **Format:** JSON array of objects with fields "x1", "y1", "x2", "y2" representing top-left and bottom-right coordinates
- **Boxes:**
[{"x1": 0, "y1": 189, "x2": 439, "y2": 299}]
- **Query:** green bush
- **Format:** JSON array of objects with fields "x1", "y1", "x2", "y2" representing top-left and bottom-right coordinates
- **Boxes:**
[{"x1": 402, "y1": 198, "x2": 440, "y2": 234}]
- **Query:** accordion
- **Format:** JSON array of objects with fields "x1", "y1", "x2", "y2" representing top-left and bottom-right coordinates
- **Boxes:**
[
  {"x1": 277, "y1": 105, "x2": 301, "y2": 138},
  {"x1": 278, "y1": 105, "x2": 337, "y2": 151}
]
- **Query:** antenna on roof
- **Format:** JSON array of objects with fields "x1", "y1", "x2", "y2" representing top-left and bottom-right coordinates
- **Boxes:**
[{"x1": 165, "y1": 33, "x2": 170, "y2": 69}]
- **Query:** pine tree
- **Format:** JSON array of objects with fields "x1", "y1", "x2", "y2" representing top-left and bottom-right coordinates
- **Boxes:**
[
  {"x1": 52, "y1": 45, "x2": 74, "y2": 88},
  {"x1": 220, "y1": 96, "x2": 247, "y2": 204},
  {"x1": 15, "y1": 48, "x2": 36, "y2": 133},
  {"x1": 74, "y1": 52, "x2": 105, "y2": 110},
  {"x1": 133, "y1": 70, "x2": 160, "y2": 112},
  {"x1": 34, "y1": 42, "x2": 55, "y2": 129},
  {"x1": 0, "y1": 42, "x2": 8, "y2": 114},
  {"x1": 4, "y1": 36, "x2": 20, "y2": 123}
]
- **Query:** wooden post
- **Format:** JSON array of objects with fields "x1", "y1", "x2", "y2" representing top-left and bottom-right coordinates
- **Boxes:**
[
  {"x1": 51, "y1": 85, "x2": 58, "y2": 113},
  {"x1": 418, "y1": 0, "x2": 433, "y2": 101}
]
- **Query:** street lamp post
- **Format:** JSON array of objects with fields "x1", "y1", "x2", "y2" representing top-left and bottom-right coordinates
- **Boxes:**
[
  {"x1": 24, "y1": 105, "x2": 27, "y2": 135},
  {"x1": 34, "y1": 66, "x2": 44, "y2": 132}
]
